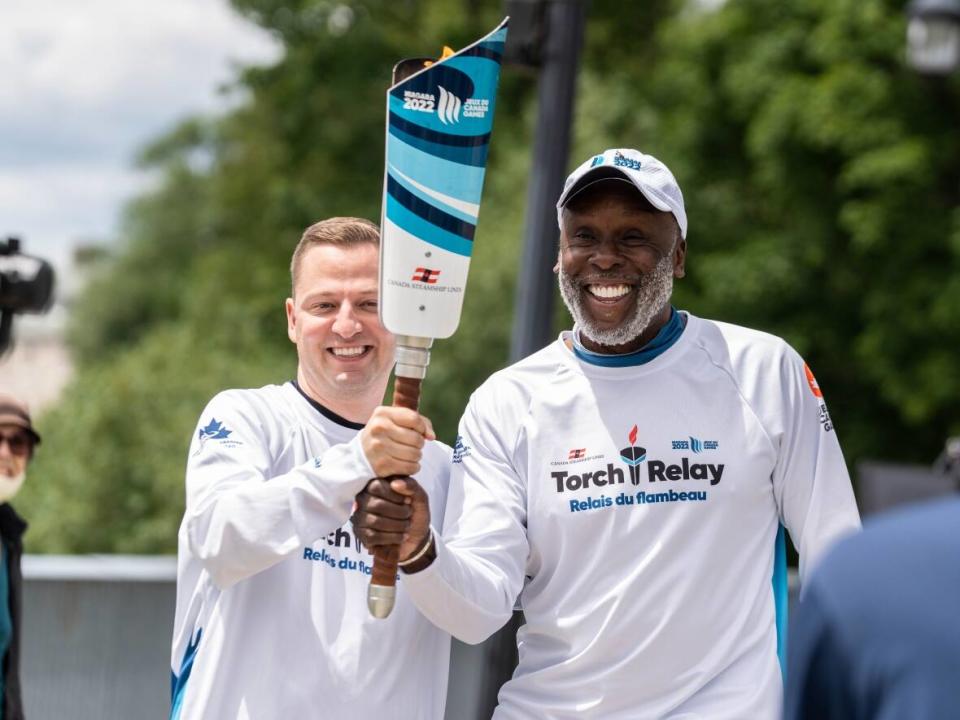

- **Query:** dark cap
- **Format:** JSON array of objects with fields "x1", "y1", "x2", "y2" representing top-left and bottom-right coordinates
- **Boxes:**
[{"x1": 0, "y1": 393, "x2": 41, "y2": 445}]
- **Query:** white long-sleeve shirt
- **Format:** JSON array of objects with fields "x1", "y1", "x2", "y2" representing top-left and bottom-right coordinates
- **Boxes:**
[
  {"x1": 404, "y1": 314, "x2": 860, "y2": 719},
  {"x1": 170, "y1": 382, "x2": 451, "y2": 720}
]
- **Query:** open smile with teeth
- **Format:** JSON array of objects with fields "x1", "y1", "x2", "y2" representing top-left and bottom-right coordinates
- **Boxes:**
[
  {"x1": 329, "y1": 346, "x2": 371, "y2": 359},
  {"x1": 587, "y1": 284, "x2": 632, "y2": 301}
]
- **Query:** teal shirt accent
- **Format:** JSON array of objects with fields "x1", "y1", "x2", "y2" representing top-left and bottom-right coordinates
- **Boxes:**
[
  {"x1": 0, "y1": 543, "x2": 10, "y2": 720},
  {"x1": 773, "y1": 524, "x2": 789, "y2": 683},
  {"x1": 170, "y1": 629, "x2": 203, "y2": 720},
  {"x1": 571, "y1": 307, "x2": 685, "y2": 367}
]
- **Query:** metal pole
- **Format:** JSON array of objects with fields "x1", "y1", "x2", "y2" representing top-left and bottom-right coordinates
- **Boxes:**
[{"x1": 509, "y1": 0, "x2": 587, "y2": 363}]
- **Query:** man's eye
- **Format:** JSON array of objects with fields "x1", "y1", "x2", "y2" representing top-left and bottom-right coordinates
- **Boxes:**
[{"x1": 360, "y1": 301, "x2": 379, "y2": 311}]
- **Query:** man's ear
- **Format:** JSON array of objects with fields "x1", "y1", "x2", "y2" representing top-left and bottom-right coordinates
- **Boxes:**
[
  {"x1": 673, "y1": 236, "x2": 687, "y2": 279},
  {"x1": 285, "y1": 297, "x2": 297, "y2": 343}
]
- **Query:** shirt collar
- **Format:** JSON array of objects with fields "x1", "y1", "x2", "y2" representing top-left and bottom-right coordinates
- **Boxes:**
[{"x1": 571, "y1": 307, "x2": 686, "y2": 367}]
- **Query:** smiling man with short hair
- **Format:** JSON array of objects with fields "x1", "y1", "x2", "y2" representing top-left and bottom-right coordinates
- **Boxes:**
[
  {"x1": 354, "y1": 149, "x2": 862, "y2": 719},
  {"x1": 170, "y1": 217, "x2": 452, "y2": 719}
]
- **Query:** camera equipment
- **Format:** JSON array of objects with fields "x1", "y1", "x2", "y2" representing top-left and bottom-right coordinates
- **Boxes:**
[{"x1": 1, "y1": 237, "x2": 56, "y2": 354}]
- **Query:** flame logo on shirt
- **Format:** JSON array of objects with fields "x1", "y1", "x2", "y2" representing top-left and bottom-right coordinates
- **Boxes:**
[{"x1": 619, "y1": 424, "x2": 646, "y2": 485}]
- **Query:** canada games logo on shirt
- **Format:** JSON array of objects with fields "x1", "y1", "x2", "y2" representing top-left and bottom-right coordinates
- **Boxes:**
[{"x1": 671, "y1": 437, "x2": 719, "y2": 453}]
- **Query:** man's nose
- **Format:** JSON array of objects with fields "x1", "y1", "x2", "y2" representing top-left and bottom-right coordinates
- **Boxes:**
[
  {"x1": 589, "y1": 237, "x2": 623, "y2": 270},
  {"x1": 331, "y1": 304, "x2": 362, "y2": 338}
]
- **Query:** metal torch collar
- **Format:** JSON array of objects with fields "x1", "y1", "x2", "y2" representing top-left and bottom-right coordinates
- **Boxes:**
[{"x1": 394, "y1": 335, "x2": 433, "y2": 379}]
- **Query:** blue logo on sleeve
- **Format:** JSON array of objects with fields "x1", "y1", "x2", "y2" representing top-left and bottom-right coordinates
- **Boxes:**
[
  {"x1": 198, "y1": 418, "x2": 232, "y2": 441},
  {"x1": 452, "y1": 435, "x2": 471, "y2": 464},
  {"x1": 193, "y1": 417, "x2": 243, "y2": 455}
]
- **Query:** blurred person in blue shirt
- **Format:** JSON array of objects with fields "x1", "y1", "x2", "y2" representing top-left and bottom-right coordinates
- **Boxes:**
[{"x1": 785, "y1": 496, "x2": 960, "y2": 720}]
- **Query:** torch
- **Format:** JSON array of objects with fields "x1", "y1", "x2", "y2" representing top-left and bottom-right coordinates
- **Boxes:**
[{"x1": 366, "y1": 18, "x2": 509, "y2": 619}]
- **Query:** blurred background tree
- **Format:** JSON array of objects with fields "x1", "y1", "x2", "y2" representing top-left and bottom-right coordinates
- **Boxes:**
[{"x1": 17, "y1": 0, "x2": 960, "y2": 553}]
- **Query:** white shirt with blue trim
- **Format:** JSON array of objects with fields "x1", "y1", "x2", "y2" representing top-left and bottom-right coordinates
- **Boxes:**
[
  {"x1": 404, "y1": 313, "x2": 860, "y2": 719},
  {"x1": 170, "y1": 382, "x2": 451, "y2": 720}
]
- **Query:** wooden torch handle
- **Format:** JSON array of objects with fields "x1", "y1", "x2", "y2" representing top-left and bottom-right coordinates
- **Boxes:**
[{"x1": 370, "y1": 375, "x2": 423, "y2": 588}]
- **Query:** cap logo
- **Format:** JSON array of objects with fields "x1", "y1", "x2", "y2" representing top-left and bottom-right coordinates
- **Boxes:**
[
  {"x1": 590, "y1": 155, "x2": 604, "y2": 167},
  {"x1": 613, "y1": 151, "x2": 642, "y2": 171}
]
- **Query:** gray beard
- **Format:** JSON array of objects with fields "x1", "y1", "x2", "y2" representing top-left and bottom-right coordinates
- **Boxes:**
[
  {"x1": 0, "y1": 471, "x2": 25, "y2": 503},
  {"x1": 558, "y1": 253, "x2": 675, "y2": 348}
]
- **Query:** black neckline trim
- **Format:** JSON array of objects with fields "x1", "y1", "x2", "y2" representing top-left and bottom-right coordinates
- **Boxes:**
[{"x1": 290, "y1": 381, "x2": 365, "y2": 430}]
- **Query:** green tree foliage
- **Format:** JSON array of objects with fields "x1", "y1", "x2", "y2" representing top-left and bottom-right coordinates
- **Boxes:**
[
  {"x1": 630, "y1": 0, "x2": 960, "y2": 465},
  {"x1": 18, "y1": 0, "x2": 960, "y2": 553},
  {"x1": 20, "y1": 0, "x2": 533, "y2": 553}
]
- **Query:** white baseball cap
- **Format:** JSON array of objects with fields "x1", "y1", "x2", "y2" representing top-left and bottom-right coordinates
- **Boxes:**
[{"x1": 556, "y1": 148, "x2": 687, "y2": 238}]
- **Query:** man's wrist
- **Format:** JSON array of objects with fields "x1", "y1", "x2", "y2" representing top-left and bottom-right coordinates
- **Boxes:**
[{"x1": 398, "y1": 530, "x2": 436, "y2": 574}]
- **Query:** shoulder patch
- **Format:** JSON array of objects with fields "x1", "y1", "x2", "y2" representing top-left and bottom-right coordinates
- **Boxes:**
[
  {"x1": 452, "y1": 435, "x2": 471, "y2": 464},
  {"x1": 803, "y1": 363, "x2": 823, "y2": 399},
  {"x1": 199, "y1": 418, "x2": 233, "y2": 440},
  {"x1": 803, "y1": 364, "x2": 833, "y2": 432},
  {"x1": 194, "y1": 417, "x2": 244, "y2": 455}
]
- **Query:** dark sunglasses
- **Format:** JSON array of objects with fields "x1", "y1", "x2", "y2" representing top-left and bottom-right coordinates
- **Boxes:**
[{"x1": 0, "y1": 432, "x2": 32, "y2": 458}]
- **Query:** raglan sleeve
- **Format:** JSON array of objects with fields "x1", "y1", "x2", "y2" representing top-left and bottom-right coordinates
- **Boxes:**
[
  {"x1": 183, "y1": 390, "x2": 375, "y2": 589},
  {"x1": 772, "y1": 350, "x2": 861, "y2": 584},
  {"x1": 402, "y1": 385, "x2": 529, "y2": 645}
]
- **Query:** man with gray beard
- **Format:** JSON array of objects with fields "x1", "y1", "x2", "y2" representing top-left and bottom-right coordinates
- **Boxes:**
[{"x1": 354, "y1": 148, "x2": 860, "y2": 719}]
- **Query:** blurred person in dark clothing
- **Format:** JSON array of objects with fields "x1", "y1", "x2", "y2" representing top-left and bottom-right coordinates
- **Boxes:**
[
  {"x1": 0, "y1": 393, "x2": 38, "y2": 720},
  {"x1": 785, "y1": 497, "x2": 960, "y2": 720}
]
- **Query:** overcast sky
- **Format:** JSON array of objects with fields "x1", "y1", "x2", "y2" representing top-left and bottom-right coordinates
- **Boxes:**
[{"x1": 0, "y1": 0, "x2": 280, "y2": 270}]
